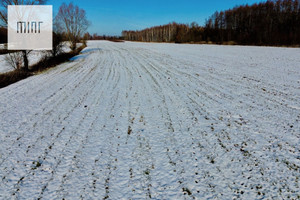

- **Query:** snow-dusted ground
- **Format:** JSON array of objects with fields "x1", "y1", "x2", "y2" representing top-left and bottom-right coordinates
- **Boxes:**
[{"x1": 0, "y1": 41, "x2": 299, "y2": 199}]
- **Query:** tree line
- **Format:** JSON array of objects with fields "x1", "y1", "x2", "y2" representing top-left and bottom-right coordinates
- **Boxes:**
[
  {"x1": 122, "y1": 0, "x2": 300, "y2": 45},
  {"x1": 122, "y1": 22, "x2": 204, "y2": 43},
  {"x1": 83, "y1": 33, "x2": 123, "y2": 42}
]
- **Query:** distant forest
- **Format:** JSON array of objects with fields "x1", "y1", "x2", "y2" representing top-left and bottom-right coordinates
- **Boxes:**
[{"x1": 122, "y1": 0, "x2": 300, "y2": 45}]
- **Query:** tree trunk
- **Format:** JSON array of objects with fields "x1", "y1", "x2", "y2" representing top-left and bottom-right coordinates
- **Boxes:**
[
  {"x1": 71, "y1": 40, "x2": 77, "y2": 51},
  {"x1": 22, "y1": 50, "x2": 29, "y2": 71}
]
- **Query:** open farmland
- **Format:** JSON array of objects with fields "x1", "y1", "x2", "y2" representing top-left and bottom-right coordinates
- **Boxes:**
[{"x1": 0, "y1": 41, "x2": 299, "y2": 199}]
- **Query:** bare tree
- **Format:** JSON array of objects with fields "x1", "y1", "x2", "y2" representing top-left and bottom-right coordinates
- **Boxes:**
[
  {"x1": 5, "y1": 51, "x2": 23, "y2": 69},
  {"x1": 0, "y1": 0, "x2": 47, "y2": 27},
  {"x1": 0, "y1": 0, "x2": 47, "y2": 71},
  {"x1": 51, "y1": 32, "x2": 64, "y2": 57},
  {"x1": 55, "y1": 3, "x2": 89, "y2": 51}
]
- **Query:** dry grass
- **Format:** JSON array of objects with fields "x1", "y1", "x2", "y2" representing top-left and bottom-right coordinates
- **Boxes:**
[
  {"x1": 107, "y1": 39, "x2": 124, "y2": 43},
  {"x1": 222, "y1": 41, "x2": 237, "y2": 45},
  {"x1": 0, "y1": 70, "x2": 32, "y2": 88},
  {"x1": 0, "y1": 49, "x2": 9, "y2": 55}
]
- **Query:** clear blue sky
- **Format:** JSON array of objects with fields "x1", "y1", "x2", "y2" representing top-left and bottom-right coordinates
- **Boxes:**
[{"x1": 48, "y1": 0, "x2": 261, "y2": 36}]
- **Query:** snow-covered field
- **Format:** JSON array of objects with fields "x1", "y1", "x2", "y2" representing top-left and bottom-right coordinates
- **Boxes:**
[{"x1": 0, "y1": 41, "x2": 299, "y2": 199}]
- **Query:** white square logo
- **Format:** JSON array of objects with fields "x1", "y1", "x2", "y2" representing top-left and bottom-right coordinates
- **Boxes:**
[{"x1": 8, "y1": 5, "x2": 52, "y2": 50}]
